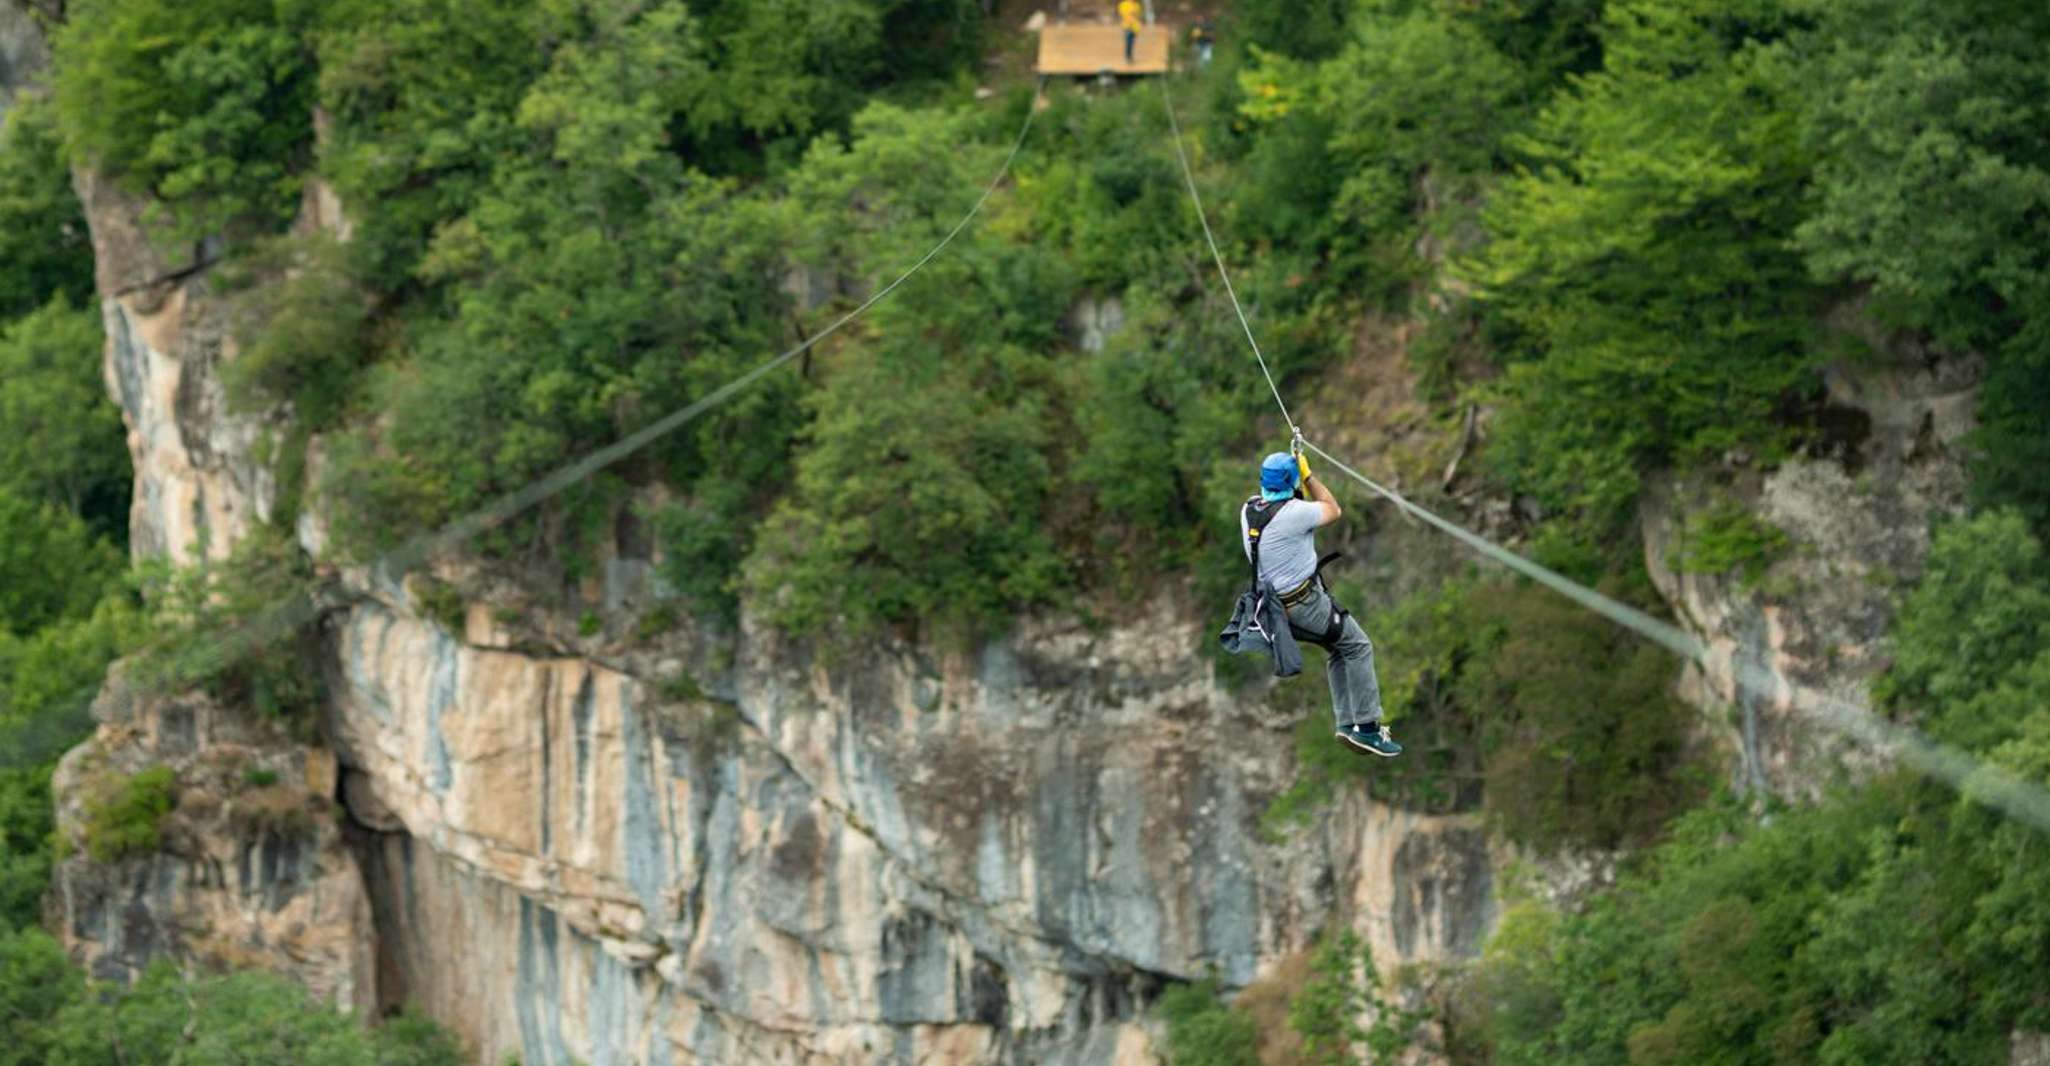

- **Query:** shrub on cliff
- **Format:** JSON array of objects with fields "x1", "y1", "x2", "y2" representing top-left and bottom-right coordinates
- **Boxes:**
[
  {"x1": 1472, "y1": 512, "x2": 2050, "y2": 1063},
  {"x1": 1158, "y1": 978, "x2": 1260, "y2": 1066},
  {"x1": 79, "y1": 765, "x2": 176, "y2": 864},
  {"x1": 132, "y1": 531, "x2": 325, "y2": 724}
]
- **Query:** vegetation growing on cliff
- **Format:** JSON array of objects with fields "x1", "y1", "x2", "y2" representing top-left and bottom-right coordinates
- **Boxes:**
[
  {"x1": 1265, "y1": 573, "x2": 1703, "y2": 854},
  {"x1": 0, "y1": 946, "x2": 467, "y2": 1066},
  {"x1": 1464, "y1": 515, "x2": 2050, "y2": 1065},
  {"x1": 4, "y1": 0, "x2": 2050, "y2": 1059}
]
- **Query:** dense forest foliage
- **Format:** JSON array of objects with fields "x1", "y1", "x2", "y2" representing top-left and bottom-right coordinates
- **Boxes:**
[{"x1": 1, "y1": 0, "x2": 2048, "y2": 1060}]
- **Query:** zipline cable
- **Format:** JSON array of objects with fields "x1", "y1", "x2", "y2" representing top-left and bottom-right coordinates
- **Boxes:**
[
  {"x1": 2, "y1": 81, "x2": 1048, "y2": 767},
  {"x1": 380, "y1": 77, "x2": 1049, "y2": 581},
  {"x1": 1155, "y1": 72, "x2": 2050, "y2": 835},
  {"x1": 1157, "y1": 77, "x2": 1297, "y2": 437}
]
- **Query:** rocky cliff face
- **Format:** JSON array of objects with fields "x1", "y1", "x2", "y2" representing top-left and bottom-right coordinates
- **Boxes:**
[
  {"x1": 49, "y1": 668, "x2": 376, "y2": 1006},
  {"x1": 77, "y1": 155, "x2": 282, "y2": 565},
  {"x1": 315, "y1": 577, "x2": 1499, "y2": 1063},
  {"x1": 50, "y1": 159, "x2": 1497, "y2": 1063},
  {"x1": 47, "y1": 137, "x2": 1973, "y2": 1064},
  {"x1": 1642, "y1": 342, "x2": 1978, "y2": 800}
]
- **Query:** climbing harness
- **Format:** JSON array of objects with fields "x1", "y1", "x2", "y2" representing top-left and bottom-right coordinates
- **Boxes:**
[{"x1": 1240, "y1": 496, "x2": 1348, "y2": 649}]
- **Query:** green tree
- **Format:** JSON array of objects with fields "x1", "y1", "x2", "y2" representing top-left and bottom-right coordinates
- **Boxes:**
[
  {"x1": 1466, "y1": 0, "x2": 1819, "y2": 542},
  {"x1": 1791, "y1": 0, "x2": 2050, "y2": 527},
  {"x1": 51, "y1": 0, "x2": 315, "y2": 239},
  {"x1": 0, "y1": 489, "x2": 121, "y2": 638},
  {"x1": 1878, "y1": 510, "x2": 2050, "y2": 749},
  {"x1": 0, "y1": 297, "x2": 129, "y2": 538},
  {"x1": 319, "y1": 2, "x2": 795, "y2": 561},
  {"x1": 0, "y1": 596, "x2": 143, "y2": 925},
  {"x1": 744, "y1": 328, "x2": 1064, "y2": 635},
  {"x1": 0, "y1": 96, "x2": 95, "y2": 318},
  {"x1": 1236, "y1": 0, "x2": 1354, "y2": 60},
  {"x1": 221, "y1": 235, "x2": 370, "y2": 429},
  {"x1": 1317, "y1": 4, "x2": 1526, "y2": 182},
  {"x1": 309, "y1": 0, "x2": 550, "y2": 288},
  {"x1": 0, "y1": 928, "x2": 81, "y2": 1064},
  {"x1": 742, "y1": 102, "x2": 1074, "y2": 636},
  {"x1": 0, "y1": 767, "x2": 56, "y2": 929},
  {"x1": 1795, "y1": 0, "x2": 2050, "y2": 356},
  {"x1": 1288, "y1": 932, "x2": 1421, "y2": 1066}
]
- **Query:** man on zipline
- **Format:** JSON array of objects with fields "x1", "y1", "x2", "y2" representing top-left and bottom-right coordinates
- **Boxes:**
[{"x1": 1239, "y1": 448, "x2": 1402, "y2": 757}]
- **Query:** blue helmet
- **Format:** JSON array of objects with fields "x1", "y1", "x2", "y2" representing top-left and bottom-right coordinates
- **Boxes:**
[{"x1": 1259, "y1": 452, "x2": 1298, "y2": 501}]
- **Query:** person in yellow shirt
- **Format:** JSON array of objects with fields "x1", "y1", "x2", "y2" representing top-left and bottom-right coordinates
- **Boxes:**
[{"x1": 1118, "y1": 0, "x2": 1143, "y2": 63}]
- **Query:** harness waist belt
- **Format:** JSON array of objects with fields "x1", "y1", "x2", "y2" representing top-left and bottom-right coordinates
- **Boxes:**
[{"x1": 1279, "y1": 576, "x2": 1319, "y2": 608}]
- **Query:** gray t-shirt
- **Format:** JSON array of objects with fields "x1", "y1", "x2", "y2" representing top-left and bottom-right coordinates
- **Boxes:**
[{"x1": 1240, "y1": 498, "x2": 1324, "y2": 592}]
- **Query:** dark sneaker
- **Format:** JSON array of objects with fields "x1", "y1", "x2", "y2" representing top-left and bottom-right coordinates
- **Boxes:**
[{"x1": 1336, "y1": 722, "x2": 1402, "y2": 758}]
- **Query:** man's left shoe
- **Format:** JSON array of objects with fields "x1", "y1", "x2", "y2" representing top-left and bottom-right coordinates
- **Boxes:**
[{"x1": 1336, "y1": 722, "x2": 1402, "y2": 758}]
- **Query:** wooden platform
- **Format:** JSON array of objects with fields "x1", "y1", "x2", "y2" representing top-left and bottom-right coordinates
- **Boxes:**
[{"x1": 1036, "y1": 24, "x2": 1171, "y2": 76}]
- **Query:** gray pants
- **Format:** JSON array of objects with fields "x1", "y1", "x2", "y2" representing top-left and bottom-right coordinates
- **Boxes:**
[{"x1": 1283, "y1": 581, "x2": 1384, "y2": 730}]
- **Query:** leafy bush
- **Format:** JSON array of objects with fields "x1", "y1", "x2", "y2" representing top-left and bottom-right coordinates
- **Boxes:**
[
  {"x1": 0, "y1": 592, "x2": 145, "y2": 923},
  {"x1": 308, "y1": 0, "x2": 549, "y2": 288},
  {"x1": 317, "y1": 5, "x2": 797, "y2": 559},
  {"x1": 407, "y1": 576, "x2": 467, "y2": 638},
  {"x1": 134, "y1": 532, "x2": 323, "y2": 722},
  {"x1": 0, "y1": 595, "x2": 146, "y2": 772},
  {"x1": 736, "y1": 102, "x2": 1086, "y2": 637},
  {"x1": 1157, "y1": 978, "x2": 1260, "y2": 1066},
  {"x1": 81, "y1": 766, "x2": 176, "y2": 863},
  {"x1": 1794, "y1": 0, "x2": 2050, "y2": 359},
  {"x1": 1288, "y1": 932, "x2": 1422, "y2": 1066},
  {"x1": 745, "y1": 338, "x2": 1065, "y2": 637},
  {"x1": 1669, "y1": 499, "x2": 1791, "y2": 585},
  {"x1": 0, "y1": 927, "x2": 82, "y2": 1064},
  {"x1": 0, "y1": 766, "x2": 57, "y2": 929},
  {"x1": 222, "y1": 236, "x2": 371, "y2": 429},
  {"x1": 1235, "y1": 0, "x2": 1353, "y2": 60},
  {"x1": 1877, "y1": 510, "x2": 2050, "y2": 750},
  {"x1": 39, "y1": 963, "x2": 468, "y2": 1065}
]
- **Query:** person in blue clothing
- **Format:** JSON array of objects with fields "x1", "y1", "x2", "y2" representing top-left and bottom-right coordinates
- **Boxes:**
[{"x1": 1240, "y1": 449, "x2": 1402, "y2": 757}]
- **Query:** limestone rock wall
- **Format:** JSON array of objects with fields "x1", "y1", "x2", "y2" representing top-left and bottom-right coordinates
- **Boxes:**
[
  {"x1": 76, "y1": 165, "x2": 276, "y2": 564},
  {"x1": 316, "y1": 586, "x2": 1491, "y2": 1064},
  {"x1": 1642, "y1": 350, "x2": 1979, "y2": 799}
]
